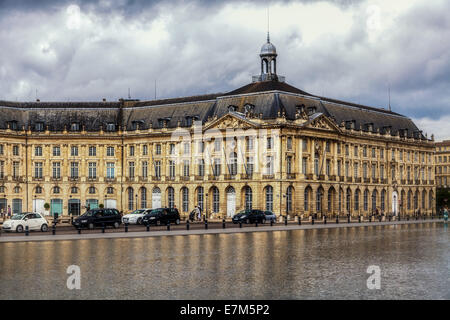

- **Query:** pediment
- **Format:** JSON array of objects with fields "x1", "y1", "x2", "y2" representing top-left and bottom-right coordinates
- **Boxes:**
[
  {"x1": 204, "y1": 113, "x2": 260, "y2": 130},
  {"x1": 302, "y1": 114, "x2": 341, "y2": 133}
]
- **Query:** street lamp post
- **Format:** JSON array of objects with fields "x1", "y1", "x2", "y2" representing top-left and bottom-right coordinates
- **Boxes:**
[
  {"x1": 205, "y1": 193, "x2": 209, "y2": 221},
  {"x1": 135, "y1": 193, "x2": 138, "y2": 210}
]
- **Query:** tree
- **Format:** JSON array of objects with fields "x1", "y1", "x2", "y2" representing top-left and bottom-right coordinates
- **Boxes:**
[
  {"x1": 44, "y1": 203, "x2": 50, "y2": 210},
  {"x1": 99, "y1": 203, "x2": 104, "y2": 208}
]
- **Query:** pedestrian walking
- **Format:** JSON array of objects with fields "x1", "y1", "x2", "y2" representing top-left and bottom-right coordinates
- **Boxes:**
[
  {"x1": 7, "y1": 205, "x2": 11, "y2": 218},
  {"x1": 196, "y1": 205, "x2": 201, "y2": 221},
  {"x1": 0, "y1": 208, "x2": 3, "y2": 220}
]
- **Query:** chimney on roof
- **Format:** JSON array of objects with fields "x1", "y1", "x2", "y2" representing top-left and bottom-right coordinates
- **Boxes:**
[
  {"x1": 36, "y1": 99, "x2": 40, "y2": 102},
  {"x1": 102, "y1": 98, "x2": 106, "y2": 102}
]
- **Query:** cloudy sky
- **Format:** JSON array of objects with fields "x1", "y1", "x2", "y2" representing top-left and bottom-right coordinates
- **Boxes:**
[{"x1": 0, "y1": 0, "x2": 449, "y2": 140}]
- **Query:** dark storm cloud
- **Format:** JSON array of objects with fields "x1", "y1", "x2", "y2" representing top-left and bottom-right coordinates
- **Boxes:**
[{"x1": 0, "y1": 0, "x2": 449, "y2": 139}]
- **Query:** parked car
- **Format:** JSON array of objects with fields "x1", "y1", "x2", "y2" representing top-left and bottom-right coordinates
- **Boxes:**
[
  {"x1": 142, "y1": 208, "x2": 181, "y2": 225},
  {"x1": 122, "y1": 208, "x2": 151, "y2": 225},
  {"x1": 232, "y1": 210, "x2": 266, "y2": 224},
  {"x1": 264, "y1": 210, "x2": 277, "y2": 222},
  {"x1": 72, "y1": 208, "x2": 121, "y2": 229},
  {"x1": 2, "y1": 212, "x2": 49, "y2": 233}
]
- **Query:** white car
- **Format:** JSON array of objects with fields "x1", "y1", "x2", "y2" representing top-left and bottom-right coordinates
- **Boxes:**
[
  {"x1": 2, "y1": 212, "x2": 49, "y2": 233},
  {"x1": 121, "y1": 208, "x2": 151, "y2": 225}
]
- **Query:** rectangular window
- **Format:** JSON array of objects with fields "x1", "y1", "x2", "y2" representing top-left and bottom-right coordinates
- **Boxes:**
[
  {"x1": 183, "y1": 160, "x2": 190, "y2": 177},
  {"x1": 266, "y1": 156, "x2": 274, "y2": 175},
  {"x1": 337, "y1": 143, "x2": 341, "y2": 155},
  {"x1": 183, "y1": 143, "x2": 190, "y2": 155},
  {"x1": 169, "y1": 160, "x2": 176, "y2": 178},
  {"x1": 34, "y1": 162, "x2": 43, "y2": 179},
  {"x1": 326, "y1": 141, "x2": 330, "y2": 153},
  {"x1": 380, "y1": 165, "x2": 385, "y2": 180},
  {"x1": 213, "y1": 158, "x2": 221, "y2": 176},
  {"x1": 326, "y1": 159, "x2": 331, "y2": 176},
  {"x1": 363, "y1": 146, "x2": 367, "y2": 157},
  {"x1": 372, "y1": 164, "x2": 376, "y2": 179},
  {"x1": 53, "y1": 146, "x2": 60, "y2": 157},
  {"x1": 129, "y1": 146, "x2": 135, "y2": 156},
  {"x1": 106, "y1": 146, "x2": 114, "y2": 157},
  {"x1": 354, "y1": 162, "x2": 359, "y2": 178},
  {"x1": 13, "y1": 161, "x2": 20, "y2": 177},
  {"x1": 267, "y1": 137, "x2": 273, "y2": 150},
  {"x1": 35, "y1": 146, "x2": 42, "y2": 156},
  {"x1": 287, "y1": 137, "x2": 293, "y2": 150},
  {"x1": 142, "y1": 161, "x2": 148, "y2": 178},
  {"x1": 13, "y1": 145, "x2": 19, "y2": 156},
  {"x1": 71, "y1": 162, "x2": 79, "y2": 178},
  {"x1": 89, "y1": 146, "x2": 97, "y2": 157},
  {"x1": 129, "y1": 162, "x2": 135, "y2": 178},
  {"x1": 170, "y1": 143, "x2": 176, "y2": 155},
  {"x1": 372, "y1": 148, "x2": 376, "y2": 158},
  {"x1": 214, "y1": 139, "x2": 221, "y2": 152},
  {"x1": 247, "y1": 137, "x2": 254, "y2": 151},
  {"x1": 363, "y1": 163, "x2": 368, "y2": 179},
  {"x1": 354, "y1": 146, "x2": 358, "y2": 157},
  {"x1": 52, "y1": 162, "x2": 61, "y2": 179},
  {"x1": 142, "y1": 145, "x2": 148, "y2": 156},
  {"x1": 246, "y1": 157, "x2": 254, "y2": 175},
  {"x1": 287, "y1": 156, "x2": 292, "y2": 174},
  {"x1": 345, "y1": 145, "x2": 349, "y2": 156},
  {"x1": 0, "y1": 161, "x2": 4, "y2": 179},
  {"x1": 71, "y1": 146, "x2": 79, "y2": 156},
  {"x1": 156, "y1": 144, "x2": 161, "y2": 155},
  {"x1": 0, "y1": 145, "x2": 3, "y2": 155},
  {"x1": 197, "y1": 159, "x2": 204, "y2": 176},
  {"x1": 345, "y1": 162, "x2": 349, "y2": 177},
  {"x1": 302, "y1": 139, "x2": 307, "y2": 151},
  {"x1": 88, "y1": 162, "x2": 97, "y2": 179},
  {"x1": 337, "y1": 160, "x2": 341, "y2": 176},
  {"x1": 302, "y1": 157, "x2": 308, "y2": 174},
  {"x1": 155, "y1": 160, "x2": 161, "y2": 178}
]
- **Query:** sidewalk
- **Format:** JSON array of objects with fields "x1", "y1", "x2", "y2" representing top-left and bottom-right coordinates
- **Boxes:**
[{"x1": 0, "y1": 219, "x2": 443, "y2": 243}]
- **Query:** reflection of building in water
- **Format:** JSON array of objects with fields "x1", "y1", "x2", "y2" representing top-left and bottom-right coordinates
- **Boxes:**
[{"x1": 0, "y1": 35, "x2": 435, "y2": 218}]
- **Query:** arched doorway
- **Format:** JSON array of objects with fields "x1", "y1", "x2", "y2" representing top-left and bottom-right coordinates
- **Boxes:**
[
  {"x1": 392, "y1": 191, "x2": 399, "y2": 216},
  {"x1": 226, "y1": 187, "x2": 236, "y2": 217},
  {"x1": 152, "y1": 187, "x2": 161, "y2": 209}
]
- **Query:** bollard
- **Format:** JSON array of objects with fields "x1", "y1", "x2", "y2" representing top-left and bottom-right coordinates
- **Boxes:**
[
  {"x1": 388, "y1": 215, "x2": 392, "y2": 222},
  {"x1": 255, "y1": 220, "x2": 258, "y2": 227},
  {"x1": 102, "y1": 223, "x2": 105, "y2": 233},
  {"x1": 77, "y1": 227, "x2": 81, "y2": 234},
  {"x1": 398, "y1": 215, "x2": 401, "y2": 222},
  {"x1": 324, "y1": 216, "x2": 327, "y2": 225},
  {"x1": 205, "y1": 219, "x2": 208, "y2": 230},
  {"x1": 167, "y1": 222, "x2": 171, "y2": 231},
  {"x1": 336, "y1": 216, "x2": 339, "y2": 224},
  {"x1": 52, "y1": 223, "x2": 56, "y2": 235},
  {"x1": 369, "y1": 215, "x2": 372, "y2": 223},
  {"x1": 71, "y1": 217, "x2": 73, "y2": 225},
  {"x1": 379, "y1": 215, "x2": 382, "y2": 222},
  {"x1": 311, "y1": 216, "x2": 315, "y2": 225},
  {"x1": 186, "y1": 220, "x2": 190, "y2": 230},
  {"x1": 407, "y1": 215, "x2": 410, "y2": 221},
  {"x1": 146, "y1": 223, "x2": 150, "y2": 232},
  {"x1": 223, "y1": 218, "x2": 226, "y2": 229},
  {"x1": 298, "y1": 216, "x2": 302, "y2": 225},
  {"x1": 270, "y1": 219, "x2": 273, "y2": 227},
  {"x1": 25, "y1": 225, "x2": 29, "y2": 236},
  {"x1": 239, "y1": 221, "x2": 242, "y2": 228},
  {"x1": 285, "y1": 215, "x2": 288, "y2": 226},
  {"x1": 347, "y1": 215, "x2": 350, "y2": 224},
  {"x1": 125, "y1": 222, "x2": 129, "y2": 233},
  {"x1": 358, "y1": 215, "x2": 361, "y2": 223}
]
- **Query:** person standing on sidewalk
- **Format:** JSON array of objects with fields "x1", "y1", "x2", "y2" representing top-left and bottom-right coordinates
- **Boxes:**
[{"x1": 196, "y1": 205, "x2": 202, "y2": 221}]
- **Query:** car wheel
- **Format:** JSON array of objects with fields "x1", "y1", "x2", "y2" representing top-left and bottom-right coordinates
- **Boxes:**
[
  {"x1": 88, "y1": 223, "x2": 94, "y2": 230},
  {"x1": 41, "y1": 224, "x2": 48, "y2": 232},
  {"x1": 113, "y1": 222, "x2": 120, "y2": 229},
  {"x1": 16, "y1": 225, "x2": 24, "y2": 233}
]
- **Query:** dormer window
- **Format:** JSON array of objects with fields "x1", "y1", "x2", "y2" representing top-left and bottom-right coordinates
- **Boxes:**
[
  {"x1": 186, "y1": 116, "x2": 193, "y2": 127},
  {"x1": 228, "y1": 105, "x2": 237, "y2": 112},
  {"x1": 106, "y1": 123, "x2": 116, "y2": 132},
  {"x1": 365, "y1": 123, "x2": 374, "y2": 132},
  {"x1": 8, "y1": 121, "x2": 18, "y2": 130},
  {"x1": 35, "y1": 122, "x2": 44, "y2": 132},
  {"x1": 346, "y1": 120, "x2": 356, "y2": 130},
  {"x1": 244, "y1": 104, "x2": 255, "y2": 114},
  {"x1": 296, "y1": 104, "x2": 306, "y2": 114},
  {"x1": 307, "y1": 106, "x2": 317, "y2": 115},
  {"x1": 131, "y1": 120, "x2": 144, "y2": 130},
  {"x1": 158, "y1": 118, "x2": 171, "y2": 128},
  {"x1": 70, "y1": 123, "x2": 80, "y2": 131}
]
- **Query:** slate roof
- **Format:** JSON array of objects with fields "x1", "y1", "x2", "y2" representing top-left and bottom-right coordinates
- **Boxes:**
[{"x1": 0, "y1": 80, "x2": 428, "y2": 139}]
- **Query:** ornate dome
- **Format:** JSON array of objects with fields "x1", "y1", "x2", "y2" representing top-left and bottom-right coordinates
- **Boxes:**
[{"x1": 260, "y1": 33, "x2": 277, "y2": 56}]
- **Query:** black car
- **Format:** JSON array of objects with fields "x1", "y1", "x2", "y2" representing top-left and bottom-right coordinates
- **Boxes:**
[
  {"x1": 232, "y1": 210, "x2": 266, "y2": 224},
  {"x1": 142, "y1": 208, "x2": 181, "y2": 225},
  {"x1": 72, "y1": 208, "x2": 122, "y2": 229}
]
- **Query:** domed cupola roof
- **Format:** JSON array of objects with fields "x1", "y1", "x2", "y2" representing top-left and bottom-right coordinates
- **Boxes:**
[{"x1": 260, "y1": 33, "x2": 277, "y2": 57}]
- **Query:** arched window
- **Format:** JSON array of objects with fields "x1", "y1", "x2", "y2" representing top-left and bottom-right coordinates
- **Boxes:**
[
  {"x1": 128, "y1": 187, "x2": 134, "y2": 211},
  {"x1": 304, "y1": 188, "x2": 310, "y2": 212},
  {"x1": 167, "y1": 187, "x2": 175, "y2": 209},
  {"x1": 407, "y1": 191, "x2": 412, "y2": 210},
  {"x1": 245, "y1": 186, "x2": 252, "y2": 210},
  {"x1": 327, "y1": 189, "x2": 333, "y2": 212},
  {"x1": 197, "y1": 187, "x2": 204, "y2": 212},
  {"x1": 140, "y1": 187, "x2": 147, "y2": 208},
  {"x1": 346, "y1": 189, "x2": 351, "y2": 213},
  {"x1": 381, "y1": 190, "x2": 386, "y2": 212},
  {"x1": 182, "y1": 187, "x2": 189, "y2": 212},
  {"x1": 339, "y1": 189, "x2": 343, "y2": 213},
  {"x1": 265, "y1": 186, "x2": 273, "y2": 211},
  {"x1": 372, "y1": 190, "x2": 377, "y2": 213},
  {"x1": 35, "y1": 186, "x2": 42, "y2": 194},
  {"x1": 316, "y1": 188, "x2": 323, "y2": 212},
  {"x1": 429, "y1": 192, "x2": 433, "y2": 211},
  {"x1": 414, "y1": 190, "x2": 419, "y2": 210},
  {"x1": 286, "y1": 186, "x2": 293, "y2": 212},
  {"x1": 212, "y1": 187, "x2": 220, "y2": 213},
  {"x1": 422, "y1": 190, "x2": 426, "y2": 209},
  {"x1": 364, "y1": 189, "x2": 369, "y2": 211},
  {"x1": 354, "y1": 189, "x2": 360, "y2": 211}
]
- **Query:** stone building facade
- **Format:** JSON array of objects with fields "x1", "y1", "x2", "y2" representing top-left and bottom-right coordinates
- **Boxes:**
[
  {"x1": 0, "y1": 36, "x2": 436, "y2": 218},
  {"x1": 435, "y1": 140, "x2": 450, "y2": 189}
]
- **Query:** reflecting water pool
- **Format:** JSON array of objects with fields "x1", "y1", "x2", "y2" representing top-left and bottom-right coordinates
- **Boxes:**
[{"x1": 0, "y1": 222, "x2": 448, "y2": 299}]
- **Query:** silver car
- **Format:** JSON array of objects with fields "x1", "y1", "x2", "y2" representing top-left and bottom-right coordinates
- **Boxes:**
[
  {"x1": 264, "y1": 211, "x2": 277, "y2": 223},
  {"x1": 121, "y1": 208, "x2": 152, "y2": 225}
]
